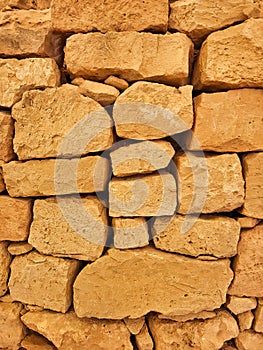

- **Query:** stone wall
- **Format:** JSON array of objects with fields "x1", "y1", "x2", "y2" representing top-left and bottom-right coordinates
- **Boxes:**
[{"x1": 0, "y1": 1, "x2": 263, "y2": 349}]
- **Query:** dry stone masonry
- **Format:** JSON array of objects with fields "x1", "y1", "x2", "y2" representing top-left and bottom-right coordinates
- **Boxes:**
[{"x1": 0, "y1": 0, "x2": 262, "y2": 349}]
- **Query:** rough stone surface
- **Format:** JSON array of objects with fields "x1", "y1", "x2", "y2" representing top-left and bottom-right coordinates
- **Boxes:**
[
  {"x1": 3, "y1": 156, "x2": 109, "y2": 197},
  {"x1": 226, "y1": 296, "x2": 257, "y2": 314},
  {"x1": 13, "y1": 84, "x2": 113, "y2": 160},
  {"x1": 0, "y1": 242, "x2": 11, "y2": 296},
  {"x1": 110, "y1": 140, "x2": 175, "y2": 177},
  {"x1": 29, "y1": 196, "x2": 108, "y2": 261},
  {"x1": 188, "y1": 89, "x2": 263, "y2": 152},
  {"x1": 113, "y1": 82, "x2": 193, "y2": 139},
  {"x1": 135, "y1": 324, "x2": 154, "y2": 350},
  {"x1": 0, "y1": 302, "x2": 26, "y2": 349},
  {"x1": 104, "y1": 75, "x2": 129, "y2": 91},
  {"x1": 0, "y1": 58, "x2": 60, "y2": 108},
  {"x1": 65, "y1": 32, "x2": 193, "y2": 85},
  {"x1": 238, "y1": 311, "x2": 254, "y2": 331},
  {"x1": 148, "y1": 311, "x2": 239, "y2": 350},
  {"x1": 21, "y1": 333, "x2": 56, "y2": 350},
  {"x1": 124, "y1": 317, "x2": 145, "y2": 335},
  {"x1": 73, "y1": 247, "x2": 233, "y2": 319},
  {"x1": 193, "y1": 19, "x2": 263, "y2": 90},
  {"x1": 229, "y1": 224, "x2": 263, "y2": 297},
  {"x1": 158, "y1": 310, "x2": 216, "y2": 322},
  {"x1": 0, "y1": 111, "x2": 15, "y2": 162},
  {"x1": 235, "y1": 330, "x2": 263, "y2": 350},
  {"x1": 237, "y1": 216, "x2": 261, "y2": 228},
  {"x1": 8, "y1": 242, "x2": 33, "y2": 255},
  {"x1": 22, "y1": 310, "x2": 133, "y2": 349},
  {"x1": 0, "y1": 0, "x2": 50, "y2": 9},
  {"x1": 254, "y1": 304, "x2": 263, "y2": 332},
  {"x1": 240, "y1": 152, "x2": 263, "y2": 219},
  {"x1": 0, "y1": 168, "x2": 5, "y2": 193},
  {"x1": 109, "y1": 172, "x2": 177, "y2": 217},
  {"x1": 153, "y1": 215, "x2": 240, "y2": 258},
  {"x1": 175, "y1": 153, "x2": 244, "y2": 214},
  {"x1": 0, "y1": 196, "x2": 32, "y2": 241},
  {"x1": 113, "y1": 217, "x2": 149, "y2": 249}
]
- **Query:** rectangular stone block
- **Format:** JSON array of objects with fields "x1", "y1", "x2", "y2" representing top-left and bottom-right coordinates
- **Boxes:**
[
  {"x1": 65, "y1": 32, "x2": 193, "y2": 86},
  {"x1": 0, "y1": 242, "x2": 11, "y2": 297},
  {"x1": 0, "y1": 111, "x2": 14, "y2": 162},
  {"x1": 0, "y1": 167, "x2": 5, "y2": 193}
]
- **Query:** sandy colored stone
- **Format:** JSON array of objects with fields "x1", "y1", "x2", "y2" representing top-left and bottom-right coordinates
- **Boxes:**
[
  {"x1": 188, "y1": 89, "x2": 263, "y2": 152},
  {"x1": 22, "y1": 310, "x2": 133, "y2": 349},
  {"x1": 175, "y1": 153, "x2": 244, "y2": 214},
  {"x1": 254, "y1": 304, "x2": 263, "y2": 332},
  {"x1": 21, "y1": 333, "x2": 55, "y2": 350},
  {"x1": 51, "y1": 0, "x2": 168, "y2": 33},
  {"x1": 158, "y1": 310, "x2": 216, "y2": 322},
  {"x1": 237, "y1": 216, "x2": 261, "y2": 228},
  {"x1": 240, "y1": 152, "x2": 263, "y2": 219},
  {"x1": 8, "y1": 242, "x2": 33, "y2": 255},
  {"x1": 0, "y1": 0, "x2": 50, "y2": 9},
  {"x1": 124, "y1": 317, "x2": 145, "y2": 335},
  {"x1": 113, "y1": 82, "x2": 193, "y2": 139},
  {"x1": 3, "y1": 156, "x2": 109, "y2": 197},
  {"x1": 65, "y1": 32, "x2": 193, "y2": 86},
  {"x1": 238, "y1": 311, "x2": 254, "y2": 332},
  {"x1": 0, "y1": 293, "x2": 13, "y2": 303},
  {"x1": 0, "y1": 58, "x2": 60, "y2": 108},
  {"x1": 227, "y1": 296, "x2": 257, "y2": 314},
  {"x1": 0, "y1": 167, "x2": 5, "y2": 192},
  {"x1": 153, "y1": 215, "x2": 240, "y2": 258},
  {"x1": 73, "y1": 247, "x2": 233, "y2": 319},
  {"x1": 13, "y1": 84, "x2": 113, "y2": 160},
  {"x1": 0, "y1": 111, "x2": 15, "y2": 162},
  {"x1": 136, "y1": 324, "x2": 154, "y2": 350},
  {"x1": 193, "y1": 19, "x2": 263, "y2": 90},
  {"x1": 113, "y1": 218, "x2": 149, "y2": 249},
  {"x1": 148, "y1": 311, "x2": 239, "y2": 350},
  {"x1": 109, "y1": 172, "x2": 177, "y2": 217},
  {"x1": 104, "y1": 75, "x2": 129, "y2": 91},
  {"x1": 0, "y1": 242, "x2": 11, "y2": 297},
  {"x1": 229, "y1": 224, "x2": 263, "y2": 297},
  {"x1": 111, "y1": 140, "x2": 175, "y2": 177},
  {"x1": 235, "y1": 330, "x2": 263, "y2": 350},
  {"x1": 9, "y1": 251, "x2": 80, "y2": 313},
  {"x1": 169, "y1": 0, "x2": 261, "y2": 44},
  {"x1": 29, "y1": 196, "x2": 107, "y2": 261},
  {"x1": 0, "y1": 196, "x2": 32, "y2": 241}
]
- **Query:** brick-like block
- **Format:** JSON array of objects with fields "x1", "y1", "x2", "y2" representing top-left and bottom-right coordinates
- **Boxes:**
[
  {"x1": 65, "y1": 32, "x2": 193, "y2": 86},
  {"x1": 0, "y1": 111, "x2": 14, "y2": 162},
  {"x1": 235, "y1": 330, "x2": 263, "y2": 350},
  {"x1": 0, "y1": 242, "x2": 11, "y2": 296},
  {"x1": 227, "y1": 296, "x2": 257, "y2": 315}
]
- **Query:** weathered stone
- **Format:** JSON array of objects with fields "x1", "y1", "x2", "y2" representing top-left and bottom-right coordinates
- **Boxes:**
[
  {"x1": 111, "y1": 140, "x2": 175, "y2": 177},
  {"x1": 65, "y1": 32, "x2": 193, "y2": 86},
  {"x1": 175, "y1": 153, "x2": 244, "y2": 214},
  {"x1": 188, "y1": 89, "x2": 263, "y2": 152},
  {"x1": 21, "y1": 333, "x2": 55, "y2": 350},
  {"x1": 73, "y1": 247, "x2": 233, "y2": 319},
  {"x1": 254, "y1": 304, "x2": 263, "y2": 332},
  {"x1": 29, "y1": 196, "x2": 107, "y2": 261},
  {"x1": 0, "y1": 58, "x2": 60, "y2": 108},
  {"x1": 0, "y1": 302, "x2": 26, "y2": 349},
  {"x1": 238, "y1": 311, "x2": 254, "y2": 332},
  {"x1": 0, "y1": 167, "x2": 5, "y2": 192},
  {"x1": 0, "y1": 0, "x2": 51, "y2": 9},
  {"x1": 104, "y1": 75, "x2": 129, "y2": 91},
  {"x1": 0, "y1": 196, "x2": 32, "y2": 241},
  {"x1": 237, "y1": 216, "x2": 261, "y2": 228},
  {"x1": 193, "y1": 19, "x2": 263, "y2": 90},
  {"x1": 124, "y1": 317, "x2": 145, "y2": 335},
  {"x1": 158, "y1": 310, "x2": 216, "y2": 322},
  {"x1": 9, "y1": 251, "x2": 80, "y2": 313},
  {"x1": 148, "y1": 311, "x2": 239, "y2": 350},
  {"x1": 240, "y1": 152, "x2": 263, "y2": 219},
  {"x1": 113, "y1": 83, "x2": 193, "y2": 139},
  {"x1": 22, "y1": 310, "x2": 133, "y2": 349},
  {"x1": 169, "y1": 0, "x2": 261, "y2": 44},
  {"x1": 0, "y1": 242, "x2": 11, "y2": 296},
  {"x1": 135, "y1": 324, "x2": 154, "y2": 350},
  {"x1": 229, "y1": 224, "x2": 263, "y2": 296},
  {"x1": 227, "y1": 296, "x2": 257, "y2": 314},
  {"x1": 3, "y1": 156, "x2": 109, "y2": 197},
  {"x1": 0, "y1": 111, "x2": 15, "y2": 162},
  {"x1": 235, "y1": 330, "x2": 263, "y2": 350},
  {"x1": 153, "y1": 215, "x2": 240, "y2": 258},
  {"x1": 113, "y1": 217, "x2": 149, "y2": 249},
  {"x1": 8, "y1": 242, "x2": 33, "y2": 256},
  {"x1": 109, "y1": 172, "x2": 177, "y2": 217}
]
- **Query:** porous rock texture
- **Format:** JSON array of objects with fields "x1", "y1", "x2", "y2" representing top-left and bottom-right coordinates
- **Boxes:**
[
  {"x1": 0, "y1": 0, "x2": 51, "y2": 9},
  {"x1": 0, "y1": 242, "x2": 11, "y2": 296}
]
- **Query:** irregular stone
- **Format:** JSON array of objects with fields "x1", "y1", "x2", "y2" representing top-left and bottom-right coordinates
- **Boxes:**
[
  {"x1": 238, "y1": 311, "x2": 254, "y2": 332},
  {"x1": 3, "y1": 156, "x2": 109, "y2": 197},
  {"x1": 8, "y1": 242, "x2": 33, "y2": 255},
  {"x1": 153, "y1": 215, "x2": 240, "y2": 258},
  {"x1": 188, "y1": 89, "x2": 263, "y2": 152},
  {"x1": 0, "y1": 0, "x2": 51, "y2": 9},
  {"x1": 193, "y1": 19, "x2": 263, "y2": 90},
  {"x1": 113, "y1": 83, "x2": 193, "y2": 139},
  {"x1": 22, "y1": 310, "x2": 133, "y2": 349},
  {"x1": 21, "y1": 333, "x2": 56, "y2": 350},
  {"x1": 148, "y1": 311, "x2": 239, "y2": 350},
  {"x1": 104, "y1": 75, "x2": 129, "y2": 91},
  {"x1": 0, "y1": 58, "x2": 60, "y2": 108},
  {"x1": 0, "y1": 293, "x2": 13, "y2": 303},
  {"x1": 254, "y1": 304, "x2": 263, "y2": 332},
  {"x1": 229, "y1": 224, "x2": 263, "y2": 296},
  {"x1": 235, "y1": 330, "x2": 263, "y2": 350},
  {"x1": 113, "y1": 217, "x2": 149, "y2": 249},
  {"x1": 175, "y1": 153, "x2": 244, "y2": 214},
  {"x1": 124, "y1": 317, "x2": 145, "y2": 335},
  {"x1": 13, "y1": 84, "x2": 113, "y2": 160},
  {"x1": 0, "y1": 242, "x2": 11, "y2": 296},
  {"x1": 73, "y1": 247, "x2": 233, "y2": 319},
  {"x1": 240, "y1": 152, "x2": 263, "y2": 219},
  {"x1": 110, "y1": 140, "x2": 175, "y2": 177},
  {"x1": 29, "y1": 196, "x2": 107, "y2": 261},
  {"x1": 9, "y1": 251, "x2": 81, "y2": 313},
  {"x1": 65, "y1": 32, "x2": 193, "y2": 86},
  {"x1": 227, "y1": 296, "x2": 257, "y2": 314},
  {"x1": 135, "y1": 324, "x2": 154, "y2": 350},
  {"x1": 169, "y1": 0, "x2": 261, "y2": 44},
  {"x1": 51, "y1": 0, "x2": 168, "y2": 33},
  {"x1": 109, "y1": 172, "x2": 177, "y2": 217},
  {"x1": 0, "y1": 111, "x2": 15, "y2": 162},
  {"x1": 237, "y1": 216, "x2": 261, "y2": 228},
  {"x1": 0, "y1": 302, "x2": 26, "y2": 349},
  {"x1": 158, "y1": 310, "x2": 216, "y2": 322},
  {"x1": 0, "y1": 167, "x2": 5, "y2": 192},
  {"x1": 0, "y1": 196, "x2": 32, "y2": 241}
]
